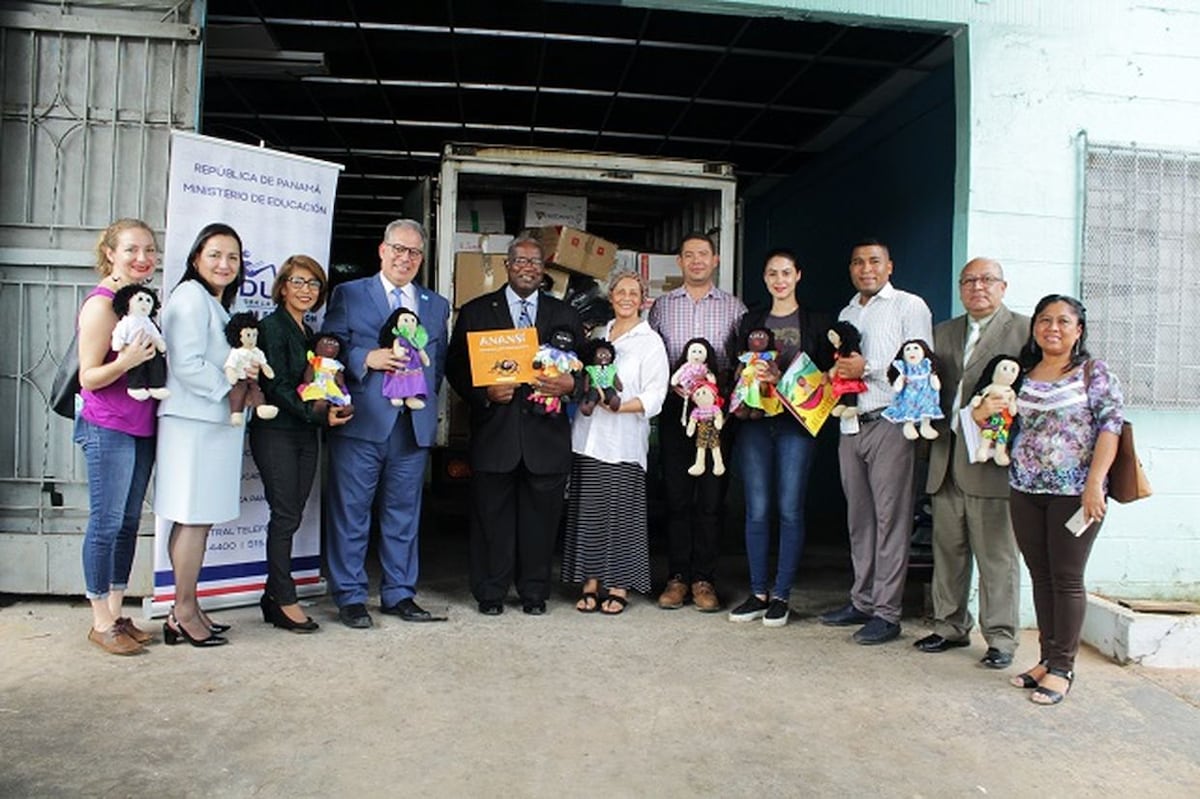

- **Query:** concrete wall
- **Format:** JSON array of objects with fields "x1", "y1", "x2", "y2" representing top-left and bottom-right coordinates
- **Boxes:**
[{"x1": 704, "y1": 0, "x2": 1200, "y2": 599}]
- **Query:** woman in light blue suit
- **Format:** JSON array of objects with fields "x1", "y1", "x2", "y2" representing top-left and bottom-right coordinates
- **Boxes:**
[
  {"x1": 320, "y1": 219, "x2": 450, "y2": 628},
  {"x1": 154, "y1": 223, "x2": 247, "y2": 647}
]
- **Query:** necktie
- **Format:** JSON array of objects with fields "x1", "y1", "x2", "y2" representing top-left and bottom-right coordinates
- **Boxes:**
[
  {"x1": 389, "y1": 286, "x2": 402, "y2": 311},
  {"x1": 518, "y1": 299, "x2": 533, "y2": 328},
  {"x1": 962, "y1": 319, "x2": 982, "y2": 367},
  {"x1": 951, "y1": 320, "x2": 983, "y2": 432}
]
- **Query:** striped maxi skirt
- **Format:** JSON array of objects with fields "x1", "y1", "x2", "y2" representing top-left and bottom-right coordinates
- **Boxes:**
[{"x1": 560, "y1": 453, "x2": 652, "y2": 594}]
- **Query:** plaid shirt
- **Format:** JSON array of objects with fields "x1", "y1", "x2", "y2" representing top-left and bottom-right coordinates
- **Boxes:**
[{"x1": 648, "y1": 284, "x2": 747, "y2": 375}]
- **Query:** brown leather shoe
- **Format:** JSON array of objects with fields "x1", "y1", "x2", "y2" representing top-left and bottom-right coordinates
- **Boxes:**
[
  {"x1": 115, "y1": 616, "x2": 152, "y2": 645},
  {"x1": 658, "y1": 578, "x2": 689, "y2": 609},
  {"x1": 691, "y1": 580, "x2": 721, "y2": 612},
  {"x1": 88, "y1": 626, "x2": 144, "y2": 655}
]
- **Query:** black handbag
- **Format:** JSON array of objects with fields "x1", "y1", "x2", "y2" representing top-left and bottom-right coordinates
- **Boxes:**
[{"x1": 50, "y1": 329, "x2": 81, "y2": 419}]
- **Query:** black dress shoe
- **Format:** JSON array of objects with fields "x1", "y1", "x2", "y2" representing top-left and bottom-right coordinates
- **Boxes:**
[
  {"x1": 521, "y1": 601, "x2": 547, "y2": 616},
  {"x1": 818, "y1": 603, "x2": 873, "y2": 627},
  {"x1": 853, "y1": 617, "x2": 901, "y2": 645},
  {"x1": 980, "y1": 647, "x2": 1014, "y2": 669},
  {"x1": 338, "y1": 603, "x2": 373, "y2": 629},
  {"x1": 380, "y1": 598, "x2": 434, "y2": 622},
  {"x1": 262, "y1": 598, "x2": 319, "y2": 633},
  {"x1": 478, "y1": 601, "x2": 503, "y2": 616},
  {"x1": 913, "y1": 633, "x2": 970, "y2": 653}
]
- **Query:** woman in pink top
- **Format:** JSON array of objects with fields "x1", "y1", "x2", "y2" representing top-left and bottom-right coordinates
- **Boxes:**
[{"x1": 73, "y1": 218, "x2": 162, "y2": 655}]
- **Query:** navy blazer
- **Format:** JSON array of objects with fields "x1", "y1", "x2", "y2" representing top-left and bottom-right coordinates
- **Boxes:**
[
  {"x1": 321, "y1": 276, "x2": 450, "y2": 448},
  {"x1": 446, "y1": 287, "x2": 585, "y2": 475}
]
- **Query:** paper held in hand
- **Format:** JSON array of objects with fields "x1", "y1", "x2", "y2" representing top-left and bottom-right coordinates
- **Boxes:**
[{"x1": 466, "y1": 327, "x2": 541, "y2": 387}]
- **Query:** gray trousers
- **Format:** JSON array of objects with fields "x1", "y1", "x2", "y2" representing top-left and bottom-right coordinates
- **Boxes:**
[
  {"x1": 838, "y1": 419, "x2": 914, "y2": 624},
  {"x1": 930, "y1": 472, "x2": 1021, "y2": 653}
]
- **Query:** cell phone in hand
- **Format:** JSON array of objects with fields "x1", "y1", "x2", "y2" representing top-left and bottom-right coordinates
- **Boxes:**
[{"x1": 1065, "y1": 506, "x2": 1092, "y2": 537}]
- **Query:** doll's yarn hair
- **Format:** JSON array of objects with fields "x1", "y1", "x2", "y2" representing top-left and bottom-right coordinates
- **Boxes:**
[
  {"x1": 224, "y1": 311, "x2": 261, "y2": 347},
  {"x1": 970, "y1": 354, "x2": 1025, "y2": 399},
  {"x1": 309, "y1": 331, "x2": 346, "y2": 359},
  {"x1": 689, "y1": 379, "x2": 724, "y2": 408},
  {"x1": 886, "y1": 338, "x2": 939, "y2": 383},
  {"x1": 111, "y1": 283, "x2": 160, "y2": 318},
  {"x1": 742, "y1": 326, "x2": 776, "y2": 351},
  {"x1": 673, "y1": 336, "x2": 719, "y2": 375},
  {"x1": 586, "y1": 338, "x2": 616, "y2": 364},
  {"x1": 379, "y1": 307, "x2": 421, "y2": 347},
  {"x1": 829, "y1": 320, "x2": 862, "y2": 355},
  {"x1": 548, "y1": 326, "x2": 576, "y2": 353}
]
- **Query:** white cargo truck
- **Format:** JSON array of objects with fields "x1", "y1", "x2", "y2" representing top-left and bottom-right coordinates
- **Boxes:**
[{"x1": 431, "y1": 143, "x2": 739, "y2": 448}]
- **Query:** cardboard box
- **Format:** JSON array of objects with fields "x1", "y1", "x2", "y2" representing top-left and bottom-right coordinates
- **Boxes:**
[
  {"x1": 537, "y1": 225, "x2": 617, "y2": 280},
  {"x1": 456, "y1": 197, "x2": 505, "y2": 232},
  {"x1": 614, "y1": 249, "x2": 639, "y2": 276},
  {"x1": 453, "y1": 232, "x2": 513, "y2": 254},
  {"x1": 638, "y1": 252, "x2": 678, "y2": 283},
  {"x1": 523, "y1": 193, "x2": 587, "y2": 229},
  {"x1": 453, "y1": 252, "x2": 506, "y2": 308},
  {"x1": 543, "y1": 266, "x2": 571, "y2": 300}
]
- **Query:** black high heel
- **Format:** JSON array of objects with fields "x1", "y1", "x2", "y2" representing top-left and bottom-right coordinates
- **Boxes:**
[
  {"x1": 163, "y1": 613, "x2": 228, "y2": 647},
  {"x1": 261, "y1": 594, "x2": 319, "y2": 633},
  {"x1": 171, "y1": 604, "x2": 230, "y2": 634}
]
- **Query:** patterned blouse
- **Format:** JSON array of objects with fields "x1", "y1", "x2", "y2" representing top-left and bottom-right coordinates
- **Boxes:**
[{"x1": 1009, "y1": 359, "x2": 1124, "y2": 496}]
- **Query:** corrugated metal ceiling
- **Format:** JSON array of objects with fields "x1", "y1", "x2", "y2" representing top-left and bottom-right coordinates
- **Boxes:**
[{"x1": 202, "y1": 0, "x2": 953, "y2": 243}]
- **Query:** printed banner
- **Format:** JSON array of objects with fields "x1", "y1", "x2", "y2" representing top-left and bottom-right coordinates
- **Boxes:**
[{"x1": 147, "y1": 131, "x2": 342, "y2": 617}]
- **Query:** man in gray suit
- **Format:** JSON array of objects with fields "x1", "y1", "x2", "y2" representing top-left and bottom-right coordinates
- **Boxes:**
[{"x1": 914, "y1": 257, "x2": 1030, "y2": 668}]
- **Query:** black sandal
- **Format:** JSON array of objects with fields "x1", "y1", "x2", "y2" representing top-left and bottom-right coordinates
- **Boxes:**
[
  {"x1": 1010, "y1": 659, "x2": 1049, "y2": 689},
  {"x1": 600, "y1": 594, "x2": 628, "y2": 615},
  {"x1": 576, "y1": 592, "x2": 600, "y2": 613},
  {"x1": 1031, "y1": 667, "x2": 1074, "y2": 705}
]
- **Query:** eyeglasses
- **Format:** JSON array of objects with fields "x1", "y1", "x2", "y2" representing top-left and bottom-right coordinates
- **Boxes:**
[
  {"x1": 508, "y1": 256, "x2": 544, "y2": 268},
  {"x1": 385, "y1": 243, "x2": 424, "y2": 259},
  {"x1": 286, "y1": 277, "x2": 323, "y2": 290},
  {"x1": 959, "y1": 275, "x2": 1003, "y2": 287}
]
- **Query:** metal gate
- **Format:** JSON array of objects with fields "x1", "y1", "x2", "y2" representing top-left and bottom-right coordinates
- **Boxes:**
[{"x1": 0, "y1": 1, "x2": 202, "y2": 593}]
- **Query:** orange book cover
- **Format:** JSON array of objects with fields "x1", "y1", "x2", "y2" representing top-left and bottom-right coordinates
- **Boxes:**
[{"x1": 467, "y1": 327, "x2": 541, "y2": 386}]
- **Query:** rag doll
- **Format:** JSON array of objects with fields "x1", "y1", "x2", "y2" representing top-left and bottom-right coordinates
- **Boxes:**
[
  {"x1": 882, "y1": 338, "x2": 943, "y2": 440},
  {"x1": 730, "y1": 327, "x2": 782, "y2": 420},
  {"x1": 578, "y1": 339, "x2": 623, "y2": 416},
  {"x1": 223, "y1": 312, "x2": 278, "y2": 426},
  {"x1": 528, "y1": 327, "x2": 582, "y2": 416},
  {"x1": 686, "y1": 380, "x2": 725, "y2": 476},
  {"x1": 669, "y1": 337, "x2": 718, "y2": 426},
  {"x1": 378, "y1": 308, "x2": 430, "y2": 410},
  {"x1": 110, "y1": 283, "x2": 169, "y2": 401},
  {"x1": 298, "y1": 333, "x2": 353, "y2": 418},
  {"x1": 827, "y1": 320, "x2": 867, "y2": 417},
  {"x1": 970, "y1": 354, "x2": 1022, "y2": 465}
]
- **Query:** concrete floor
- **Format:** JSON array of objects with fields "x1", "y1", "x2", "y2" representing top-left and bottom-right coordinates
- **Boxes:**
[{"x1": 2, "y1": 536, "x2": 1199, "y2": 798}]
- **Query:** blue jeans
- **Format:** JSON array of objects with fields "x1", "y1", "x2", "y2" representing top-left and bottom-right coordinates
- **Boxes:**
[
  {"x1": 75, "y1": 416, "x2": 155, "y2": 599},
  {"x1": 736, "y1": 416, "x2": 815, "y2": 600}
]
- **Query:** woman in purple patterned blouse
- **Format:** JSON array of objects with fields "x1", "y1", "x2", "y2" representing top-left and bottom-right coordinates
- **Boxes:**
[{"x1": 1007, "y1": 294, "x2": 1124, "y2": 706}]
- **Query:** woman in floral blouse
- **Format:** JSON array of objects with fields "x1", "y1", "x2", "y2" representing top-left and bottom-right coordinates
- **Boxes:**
[{"x1": 1007, "y1": 294, "x2": 1124, "y2": 706}]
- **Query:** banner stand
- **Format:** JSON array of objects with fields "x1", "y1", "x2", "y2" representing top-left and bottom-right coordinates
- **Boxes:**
[{"x1": 146, "y1": 131, "x2": 342, "y2": 619}]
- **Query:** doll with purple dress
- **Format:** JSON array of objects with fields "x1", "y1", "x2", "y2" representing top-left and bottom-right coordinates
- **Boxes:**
[{"x1": 378, "y1": 307, "x2": 430, "y2": 410}]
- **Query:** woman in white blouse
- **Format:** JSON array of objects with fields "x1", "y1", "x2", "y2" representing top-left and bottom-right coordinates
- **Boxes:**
[{"x1": 561, "y1": 269, "x2": 669, "y2": 615}]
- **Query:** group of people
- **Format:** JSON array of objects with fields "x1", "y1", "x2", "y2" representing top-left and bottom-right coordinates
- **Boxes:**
[{"x1": 75, "y1": 219, "x2": 1123, "y2": 706}]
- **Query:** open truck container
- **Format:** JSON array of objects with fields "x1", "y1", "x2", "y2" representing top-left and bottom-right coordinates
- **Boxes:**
[{"x1": 433, "y1": 143, "x2": 739, "y2": 449}]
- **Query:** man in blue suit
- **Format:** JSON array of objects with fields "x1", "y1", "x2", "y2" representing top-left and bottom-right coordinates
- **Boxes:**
[
  {"x1": 446, "y1": 235, "x2": 584, "y2": 616},
  {"x1": 322, "y1": 219, "x2": 450, "y2": 628}
]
